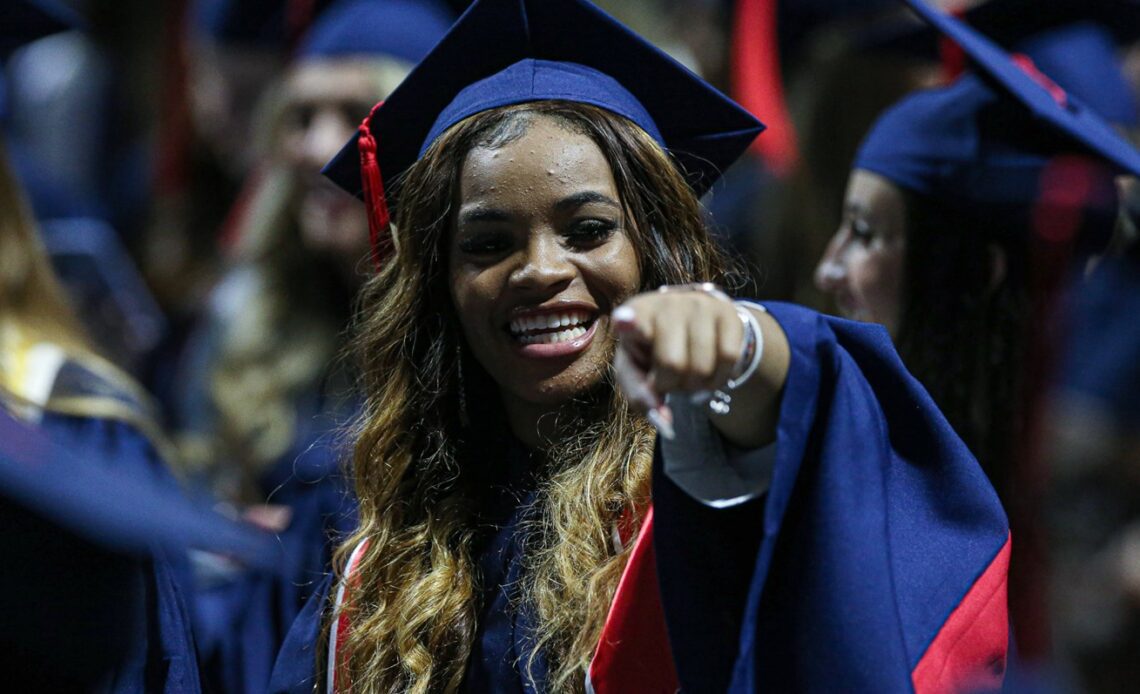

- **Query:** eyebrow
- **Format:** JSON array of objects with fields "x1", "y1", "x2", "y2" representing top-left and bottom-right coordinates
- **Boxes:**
[
  {"x1": 457, "y1": 207, "x2": 512, "y2": 225},
  {"x1": 457, "y1": 191, "x2": 621, "y2": 226},
  {"x1": 555, "y1": 190, "x2": 621, "y2": 212}
]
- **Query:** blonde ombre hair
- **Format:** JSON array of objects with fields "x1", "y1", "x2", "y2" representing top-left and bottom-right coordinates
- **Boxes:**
[
  {"x1": 0, "y1": 140, "x2": 169, "y2": 454},
  {"x1": 333, "y1": 101, "x2": 734, "y2": 692}
]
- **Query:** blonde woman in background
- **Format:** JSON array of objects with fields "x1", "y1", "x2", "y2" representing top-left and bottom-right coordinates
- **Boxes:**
[{"x1": 168, "y1": 3, "x2": 456, "y2": 692}]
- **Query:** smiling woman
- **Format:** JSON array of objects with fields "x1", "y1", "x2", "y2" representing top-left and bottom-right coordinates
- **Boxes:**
[
  {"x1": 267, "y1": 2, "x2": 1012, "y2": 693},
  {"x1": 450, "y1": 113, "x2": 641, "y2": 441}
]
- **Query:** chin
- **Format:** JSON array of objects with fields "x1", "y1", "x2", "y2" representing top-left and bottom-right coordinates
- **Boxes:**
[{"x1": 505, "y1": 357, "x2": 611, "y2": 406}]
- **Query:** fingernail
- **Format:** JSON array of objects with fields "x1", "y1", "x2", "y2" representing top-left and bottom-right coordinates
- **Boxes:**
[
  {"x1": 647, "y1": 408, "x2": 675, "y2": 440},
  {"x1": 612, "y1": 306, "x2": 635, "y2": 323}
]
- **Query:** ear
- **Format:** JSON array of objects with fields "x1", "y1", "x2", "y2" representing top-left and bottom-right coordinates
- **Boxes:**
[{"x1": 987, "y1": 243, "x2": 1007, "y2": 294}]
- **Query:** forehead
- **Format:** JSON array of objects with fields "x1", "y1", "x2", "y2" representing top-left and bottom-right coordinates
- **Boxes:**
[
  {"x1": 458, "y1": 116, "x2": 618, "y2": 199},
  {"x1": 847, "y1": 169, "x2": 907, "y2": 219}
]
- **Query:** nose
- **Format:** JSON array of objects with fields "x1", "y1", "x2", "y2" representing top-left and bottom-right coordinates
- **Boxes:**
[
  {"x1": 814, "y1": 232, "x2": 848, "y2": 293},
  {"x1": 299, "y1": 108, "x2": 354, "y2": 171},
  {"x1": 509, "y1": 233, "x2": 576, "y2": 292}
]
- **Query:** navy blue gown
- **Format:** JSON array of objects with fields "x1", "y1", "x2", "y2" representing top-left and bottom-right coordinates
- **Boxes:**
[
  {"x1": 195, "y1": 392, "x2": 359, "y2": 694},
  {"x1": 267, "y1": 303, "x2": 1009, "y2": 693},
  {"x1": 36, "y1": 371, "x2": 202, "y2": 693}
]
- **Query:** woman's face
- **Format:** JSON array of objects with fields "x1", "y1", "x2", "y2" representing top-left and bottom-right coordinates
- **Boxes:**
[
  {"x1": 278, "y1": 58, "x2": 407, "y2": 274},
  {"x1": 814, "y1": 169, "x2": 908, "y2": 336},
  {"x1": 449, "y1": 116, "x2": 642, "y2": 415}
]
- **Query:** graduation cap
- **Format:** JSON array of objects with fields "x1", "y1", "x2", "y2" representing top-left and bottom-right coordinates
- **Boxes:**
[
  {"x1": 191, "y1": 0, "x2": 293, "y2": 48},
  {"x1": 296, "y1": 0, "x2": 454, "y2": 64},
  {"x1": 0, "y1": 0, "x2": 80, "y2": 122},
  {"x1": 321, "y1": 0, "x2": 765, "y2": 264},
  {"x1": 852, "y1": 0, "x2": 1140, "y2": 240},
  {"x1": 857, "y1": 0, "x2": 1139, "y2": 126}
]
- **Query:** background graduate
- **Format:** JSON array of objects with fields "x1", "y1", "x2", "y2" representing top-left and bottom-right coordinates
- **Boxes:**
[
  {"x1": 812, "y1": 0, "x2": 1140, "y2": 659},
  {"x1": 270, "y1": 0, "x2": 1010, "y2": 692},
  {"x1": 170, "y1": 2, "x2": 455, "y2": 692},
  {"x1": 0, "y1": 2, "x2": 214, "y2": 690}
]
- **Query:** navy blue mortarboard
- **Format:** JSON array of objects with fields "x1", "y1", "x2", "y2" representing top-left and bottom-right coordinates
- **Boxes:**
[
  {"x1": 321, "y1": 0, "x2": 765, "y2": 265},
  {"x1": 857, "y1": 0, "x2": 1140, "y2": 126},
  {"x1": 1016, "y1": 22, "x2": 1138, "y2": 127},
  {"x1": 0, "y1": 0, "x2": 80, "y2": 122},
  {"x1": 191, "y1": 0, "x2": 292, "y2": 48},
  {"x1": 853, "y1": 0, "x2": 1140, "y2": 239},
  {"x1": 296, "y1": 0, "x2": 454, "y2": 64}
]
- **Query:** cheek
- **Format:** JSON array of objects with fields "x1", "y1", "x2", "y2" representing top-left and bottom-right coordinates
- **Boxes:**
[
  {"x1": 449, "y1": 267, "x2": 500, "y2": 337},
  {"x1": 587, "y1": 236, "x2": 642, "y2": 298},
  {"x1": 849, "y1": 250, "x2": 895, "y2": 294}
]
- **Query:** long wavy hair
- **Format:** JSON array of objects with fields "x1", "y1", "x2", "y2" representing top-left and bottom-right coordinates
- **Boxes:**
[{"x1": 333, "y1": 101, "x2": 734, "y2": 692}]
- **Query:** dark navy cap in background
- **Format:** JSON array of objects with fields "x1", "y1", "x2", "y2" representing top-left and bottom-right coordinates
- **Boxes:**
[
  {"x1": 853, "y1": 0, "x2": 1140, "y2": 227},
  {"x1": 296, "y1": 0, "x2": 455, "y2": 64},
  {"x1": 0, "y1": 0, "x2": 80, "y2": 123},
  {"x1": 191, "y1": 0, "x2": 292, "y2": 48},
  {"x1": 855, "y1": 0, "x2": 1140, "y2": 126}
]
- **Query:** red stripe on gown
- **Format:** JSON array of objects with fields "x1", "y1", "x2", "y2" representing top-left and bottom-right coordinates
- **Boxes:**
[
  {"x1": 912, "y1": 535, "x2": 1011, "y2": 694},
  {"x1": 587, "y1": 506, "x2": 679, "y2": 693}
]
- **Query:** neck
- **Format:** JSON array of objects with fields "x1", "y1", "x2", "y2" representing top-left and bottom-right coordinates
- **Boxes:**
[{"x1": 501, "y1": 393, "x2": 562, "y2": 450}]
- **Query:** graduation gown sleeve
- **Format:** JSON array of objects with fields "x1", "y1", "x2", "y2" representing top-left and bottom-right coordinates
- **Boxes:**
[
  {"x1": 653, "y1": 302, "x2": 1011, "y2": 693},
  {"x1": 38, "y1": 412, "x2": 203, "y2": 694}
]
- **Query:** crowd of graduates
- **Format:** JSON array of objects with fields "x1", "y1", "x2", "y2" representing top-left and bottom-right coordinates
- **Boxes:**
[{"x1": 2, "y1": 0, "x2": 1140, "y2": 691}]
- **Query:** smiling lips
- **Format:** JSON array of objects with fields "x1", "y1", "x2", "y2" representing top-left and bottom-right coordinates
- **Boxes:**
[{"x1": 508, "y1": 309, "x2": 594, "y2": 345}]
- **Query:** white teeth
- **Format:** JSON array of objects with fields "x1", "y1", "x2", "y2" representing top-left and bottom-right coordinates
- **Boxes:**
[
  {"x1": 509, "y1": 310, "x2": 592, "y2": 337},
  {"x1": 516, "y1": 325, "x2": 588, "y2": 345}
]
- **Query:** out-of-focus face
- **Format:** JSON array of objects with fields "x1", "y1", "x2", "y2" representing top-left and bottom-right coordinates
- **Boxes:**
[
  {"x1": 449, "y1": 115, "x2": 642, "y2": 421},
  {"x1": 277, "y1": 58, "x2": 408, "y2": 274},
  {"x1": 814, "y1": 169, "x2": 907, "y2": 336}
]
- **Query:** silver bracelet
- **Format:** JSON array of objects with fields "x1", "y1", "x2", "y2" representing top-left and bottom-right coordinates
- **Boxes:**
[{"x1": 707, "y1": 301, "x2": 766, "y2": 415}]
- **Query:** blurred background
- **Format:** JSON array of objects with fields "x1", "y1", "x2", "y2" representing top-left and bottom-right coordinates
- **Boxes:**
[{"x1": 3, "y1": 0, "x2": 1139, "y2": 691}]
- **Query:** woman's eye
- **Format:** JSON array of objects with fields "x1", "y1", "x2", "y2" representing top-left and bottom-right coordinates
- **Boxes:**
[
  {"x1": 457, "y1": 232, "x2": 512, "y2": 255},
  {"x1": 565, "y1": 219, "x2": 618, "y2": 246},
  {"x1": 850, "y1": 218, "x2": 874, "y2": 243}
]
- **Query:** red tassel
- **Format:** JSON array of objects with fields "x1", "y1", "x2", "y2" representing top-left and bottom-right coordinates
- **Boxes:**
[
  {"x1": 938, "y1": 4, "x2": 969, "y2": 82},
  {"x1": 731, "y1": 0, "x2": 799, "y2": 177},
  {"x1": 358, "y1": 101, "x2": 392, "y2": 271}
]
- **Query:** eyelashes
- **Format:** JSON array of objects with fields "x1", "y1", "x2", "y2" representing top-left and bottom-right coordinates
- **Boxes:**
[{"x1": 456, "y1": 219, "x2": 621, "y2": 256}]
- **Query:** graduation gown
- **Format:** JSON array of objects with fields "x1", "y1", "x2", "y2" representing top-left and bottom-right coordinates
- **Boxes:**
[
  {"x1": 6, "y1": 348, "x2": 203, "y2": 694},
  {"x1": 268, "y1": 302, "x2": 1010, "y2": 693},
  {"x1": 195, "y1": 392, "x2": 358, "y2": 694}
]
